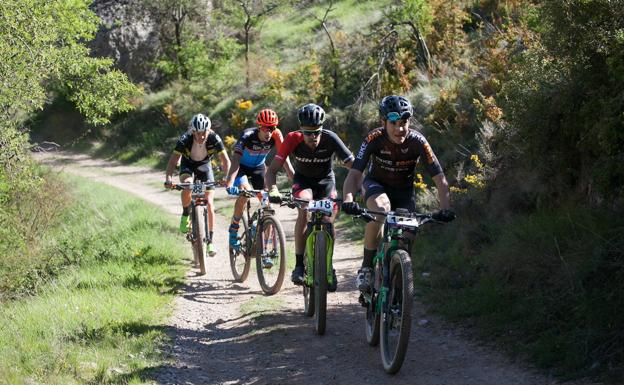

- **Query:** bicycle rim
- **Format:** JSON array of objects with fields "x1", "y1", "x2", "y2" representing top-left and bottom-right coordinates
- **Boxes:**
[
  {"x1": 303, "y1": 250, "x2": 314, "y2": 317},
  {"x1": 229, "y1": 215, "x2": 251, "y2": 282},
  {"x1": 314, "y1": 231, "x2": 327, "y2": 335},
  {"x1": 255, "y1": 216, "x2": 286, "y2": 295},
  {"x1": 193, "y1": 205, "x2": 207, "y2": 275},
  {"x1": 380, "y1": 249, "x2": 413, "y2": 374}
]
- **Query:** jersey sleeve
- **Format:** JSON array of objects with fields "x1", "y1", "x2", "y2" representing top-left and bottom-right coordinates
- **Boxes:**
[
  {"x1": 329, "y1": 131, "x2": 354, "y2": 163},
  {"x1": 418, "y1": 135, "x2": 443, "y2": 176},
  {"x1": 274, "y1": 131, "x2": 302, "y2": 164},
  {"x1": 213, "y1": 133, "x2": 226, "y2": 153},
  {"x1": 173, "y1": 134, "x2": 189, "y2": 155},
  {"x1": 272, "y1": 129, "x2": 284, "y2": 149},
  {"x1": 352, "y1": 129, "x2": 382, "y2": 172},
  {"x1": 233, "y1": 131, "x2": 248, "y2": 155}
]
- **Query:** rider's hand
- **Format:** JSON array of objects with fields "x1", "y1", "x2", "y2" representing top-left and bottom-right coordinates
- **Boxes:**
[
  {"x1": 226, "y1": 186, "x2": 239, "y2": 196},
  {"x1": 432, "y1": 209, "x2": 456, "y2": 222},
  {"x1": 164, "y1": 179, "x2": 173, "y2": 189},
  {"x1": 341, "y1": 201, "x2": 362, "y2": 215},
  {"x1": 268, "y1": 185, "x2": 282, "y2": 203}
]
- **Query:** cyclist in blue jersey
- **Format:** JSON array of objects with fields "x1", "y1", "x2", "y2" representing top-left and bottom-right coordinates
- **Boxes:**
[{"x1": 225, "y1": 109, "x2": 294, "y2": 251}]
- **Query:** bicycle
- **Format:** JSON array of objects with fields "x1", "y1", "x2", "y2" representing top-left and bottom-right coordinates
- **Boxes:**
[
  {"x1": 280, "y1": 193, "x2": 338, "y2": 335},
  {"x1": 345, "y1": 207, "x2": 438, "y2": 374},
  {"x1": 166, "y1": 181, "x2": 218, "y2": 276},
  {"x1": 228, "y1": 189, "x2": 286, "y2": 295}
]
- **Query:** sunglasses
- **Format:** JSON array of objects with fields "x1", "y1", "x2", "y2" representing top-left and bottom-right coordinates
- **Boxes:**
[
  {"x1": 302, "y1": 129, "x2": 322, "y2": 137},
  {"x1": 386, "y1": 111, "x2": 411, "y2": 122},
  {"x1": 259, "y1": 126, "x2": 276, "y2": 132}
]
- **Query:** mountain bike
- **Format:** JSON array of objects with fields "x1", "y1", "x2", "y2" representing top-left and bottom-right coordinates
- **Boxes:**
[
  {"x1": 281, "y1": 193, "x2": 338, "y2": 335},
  {"x1": 345, "y1": 207, "x2": 437, "y2": 374},
  {"x1": 228, "y1": 189, "x2": 286, "y2": 295},
  {"x1": 167, "y1": 181, "x2": 218, "y2": 276}
]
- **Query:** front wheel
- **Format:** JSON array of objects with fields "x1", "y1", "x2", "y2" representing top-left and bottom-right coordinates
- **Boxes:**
[
  {"x1": 229, "y1": 215, "x2": 251, "y2": 282},
  {"x1": 192, "y1": 205, "x2": 207, "y2": 275},
  {"x1": 380, "y1": 249, "x2": 413, "y2": 374},
  {"x1": 303, "y1": 250, "x2": 314, "y2": 317},
  {"x1": 313, "y1": 231, "x2": 328, "y2": 335},
  {"x1": 255, "y1": 216, "x2": 286, "y2": 295}
]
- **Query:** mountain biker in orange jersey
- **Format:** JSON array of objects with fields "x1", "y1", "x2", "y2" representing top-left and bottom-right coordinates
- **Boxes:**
[
  {"x1": 341, "y1": 95, "x2": 456, "y2": 292},
  {"x1": 224, "y1": 108, "x2": 294, "y2": 254},
  {"x1": 165, "y1": 113, "x2": 231, "y2": 256},
  {"x1": 265, "y1": 103, "x2": 354, "y2": 291}
]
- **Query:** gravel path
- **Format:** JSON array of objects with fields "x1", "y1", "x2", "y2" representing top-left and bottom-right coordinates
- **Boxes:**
[{"x1": 37, "y1": 152, "x2": 598, "y2": 385}]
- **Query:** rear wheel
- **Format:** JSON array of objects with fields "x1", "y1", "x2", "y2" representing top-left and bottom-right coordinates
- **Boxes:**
[
  {"x1": 313, "y1": 231, "x2": 328, "y2": 335},
  {"x1": 192, "y1": 205, "x2": 207, "y2": 275},
  {"x1": 229, "y1": 215, "x2": 251, "y2": 282},
  {"x1": 380, "y1": 249, "x2": 413, "y2": 374},
  {"x1": 303, "y1": 250, "x2": 314, "y2": 317},
  {"x1": 255, "y1": 216, "x2": 286, "y2": 295}
]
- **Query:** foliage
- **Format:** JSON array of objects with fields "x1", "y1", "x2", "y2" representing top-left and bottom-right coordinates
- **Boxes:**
[{"x1": 0, "y1": 175, "x2": 186, "y2": 383}]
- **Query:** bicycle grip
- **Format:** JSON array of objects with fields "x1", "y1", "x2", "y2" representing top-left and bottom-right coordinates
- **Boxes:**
[{"x1": 360, "y1": 213, "x2": 375, "y2": 223}]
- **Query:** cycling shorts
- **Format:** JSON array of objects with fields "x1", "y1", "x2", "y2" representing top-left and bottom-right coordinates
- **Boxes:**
[
  {"x1": 179, "y1": 157, "x2": 215, "y2": 190},
  {"x1": 292, "y1": 173, "x2": 337, "y2": 200},
  {"x1": 363, "y1": 177, "x2": 415, "y2": 212},
  {"x1": 233, "y1": 164, "x2": 265, "y2": 190}
]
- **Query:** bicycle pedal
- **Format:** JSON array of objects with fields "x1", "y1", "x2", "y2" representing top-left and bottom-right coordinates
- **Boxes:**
[{"x1": 358, "y1": 293, "x2": 368, "y2": 307}]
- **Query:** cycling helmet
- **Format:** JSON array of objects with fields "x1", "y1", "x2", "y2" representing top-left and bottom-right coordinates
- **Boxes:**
[
  {"x1": 189, "y1": 113, "x2": 211, "y2": 132},
  {"x1": 297, "y1": 103, "x2": 325, "y2": 127},
  {"x1": 256, "y1": 108, "x2": 279, "y2": 127},
  {"x1": 379, "y1": 95, "x2": 413, "y2": 121}
]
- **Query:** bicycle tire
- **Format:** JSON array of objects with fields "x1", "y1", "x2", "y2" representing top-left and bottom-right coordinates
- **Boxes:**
[
  {"x1": 229, "y1": 215, "x2": 251, "y2": 282},
  {"x1": 255, "y1": 216, "x2": 286, "y2": 295},
  {"x1": 365, "y1": 269, "x2": 380, "y2": 346},
  {"x1": 303, "y1": 249, "x2": 315, "y2": 317},
  {"x1": 314, "y1": 231, "x2": 328, "y2": 335},
  {"x1": 380, "y1": 249, "x2": 413, "y2": 374},
  {"x1": 193, "y1": 205, "x2": 207, "y2": 275}
]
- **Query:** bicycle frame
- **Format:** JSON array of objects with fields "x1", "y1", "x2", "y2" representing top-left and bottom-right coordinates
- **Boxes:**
[{"x1": 303, "y1": 211, "x2": 335, "y2": 288}]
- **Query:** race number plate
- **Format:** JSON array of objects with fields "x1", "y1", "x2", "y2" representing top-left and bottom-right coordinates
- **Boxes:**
[
  {"x1": 192, "y1": 183, "x2": 206, "y2": 195},
  {"x1": 308, "y1": 199, "x2": 333, "y2": 215},
  {"x1": 386, "y1": 215, "x2": 420, "y2": 229}
]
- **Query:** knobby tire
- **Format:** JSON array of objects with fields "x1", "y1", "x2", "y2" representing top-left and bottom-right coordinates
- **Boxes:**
[
  {"x1": 255, "y1": 216, "x2": 286, "y2": 295},
  {"x1": 229, "y1": 215, "x2": 251, "y2": 282}
]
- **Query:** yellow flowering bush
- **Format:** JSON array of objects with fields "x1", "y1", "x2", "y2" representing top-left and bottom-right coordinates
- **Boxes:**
[
  {"x1": 413, "y1": 173, "x2": 427, "y2": 190},
  {"x1": 163, "y1": 103, "x2": 179, "y2": 126},
  {"x1": 223, "y1": 135, "x2": 237, "y2": 153},
  {"x1": 236, "y1": 99, "x2": 253, "y2": 110}
]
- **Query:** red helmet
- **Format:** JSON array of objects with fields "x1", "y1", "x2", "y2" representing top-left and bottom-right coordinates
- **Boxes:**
[{"x1": 256, "y1": 108, "x2": 279, "y2": 127}]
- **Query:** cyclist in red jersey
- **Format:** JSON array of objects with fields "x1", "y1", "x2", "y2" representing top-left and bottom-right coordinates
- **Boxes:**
[
  {"x1": 341, "y1": 95, "x2": 455, "y2": 292},
  {"x1": 265, "y1": 104, "x2": 354, "y2": 291}
]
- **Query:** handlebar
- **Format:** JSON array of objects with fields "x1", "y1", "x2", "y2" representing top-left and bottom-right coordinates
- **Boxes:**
[{"x1": 165, "y1": 181, "x2": 221, "y2": 191}]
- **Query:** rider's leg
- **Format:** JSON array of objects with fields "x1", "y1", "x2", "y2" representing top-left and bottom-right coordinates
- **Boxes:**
[
  {"x1": 356, "y1": 191, "x2": 390, "y2": 292},
  {"x1": 292, "y1": 188, "x2": 313, "y2": 284},
  {"x1": 179, "y1": 174, "x2": 193, "y2": 233},
  {"x1": 229, "y1": 179, "x2": 251, "y2": 248}
]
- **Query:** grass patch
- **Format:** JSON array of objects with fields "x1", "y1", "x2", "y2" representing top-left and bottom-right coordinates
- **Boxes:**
[
  {"x1": 412, "y1": 206, "x2": 624, "y2": 382},
  {"x1": 0, "y1": 174, "x2": 187, "y2": 384},
  {"x1": 240, "y1": 295, "x2": 285, "y2": 317}
]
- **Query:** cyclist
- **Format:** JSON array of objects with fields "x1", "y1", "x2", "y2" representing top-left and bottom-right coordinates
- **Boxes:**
[
  {"x1": 341, "y1": 95, "x2": 456, "y2": 292},
  {"x1": 165, "y1": 113, "x2": 231, "y2": 256},
  {"x1": 265, "y1": 103, "x2": 354, "y2": 291},
  {"x1": 224, "y1": 108, "x2": 294, "y2": 256}
]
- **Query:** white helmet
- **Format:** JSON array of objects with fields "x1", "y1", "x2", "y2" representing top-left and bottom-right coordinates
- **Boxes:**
[{"x1": 189, "y1": 113, "x2": 211, "y2": 132}]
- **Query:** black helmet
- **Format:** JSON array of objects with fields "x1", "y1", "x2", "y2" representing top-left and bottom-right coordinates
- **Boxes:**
[
  {"x1": 297, "y1": 103, "x2": 325, "y2": 126},
  {"x1": 379, "y1": 95, "x2": 413, "y2": 121}
]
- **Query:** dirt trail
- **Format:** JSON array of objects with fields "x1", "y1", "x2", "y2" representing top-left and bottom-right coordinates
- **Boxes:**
[{"x1": 37, "y1": 152, "x2": 597, "y2": 385}]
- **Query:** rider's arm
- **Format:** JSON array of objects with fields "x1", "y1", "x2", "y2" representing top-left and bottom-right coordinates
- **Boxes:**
[
  {"x1": 432, "y1": 173, "x2": 451, "y2": 210},
  {"x1": 272, "y1": 129, "x2": 295, "y2": 179},
  {"x1": 342, "y1": 168, "x2": 364, "y2": 203},
  {"x1": 265, "y1": 158, "x2": 282, "y2": 189},
  {"x1": 165, "y1": 152, "x2": 182, "y2": 182},
  {"x1": 226, "y1": 152, "x2": 242, "y2": 187},
  {"x1": 218, "y1": 150, "x2": 231, "y2": 182}
]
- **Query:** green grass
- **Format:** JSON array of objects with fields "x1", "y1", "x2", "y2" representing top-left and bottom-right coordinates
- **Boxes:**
[
  {"x1": 0, "y1": 174, "x2": 187, "y2": 385},
  {"x1": 412, "y1": 206, "x2": 624, "y2": 382}
]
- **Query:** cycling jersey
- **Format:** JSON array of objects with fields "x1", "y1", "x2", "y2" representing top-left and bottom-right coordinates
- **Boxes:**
[
  {"x1": 174, "y1": 131, "x2": 225, "y2": 162},
  {"x1": 352, "y1": 127, "x2": 442, "y2": 188},
  {"x1": 274, "y1": 129, "x2": 353, "y2": 179},
  {"x1": 234, "y1": 127, "x2": 284, "y2": 168}
]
